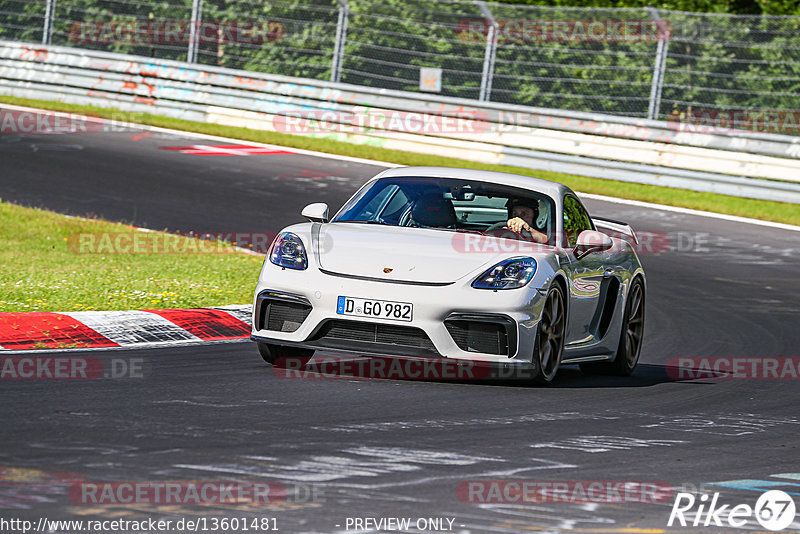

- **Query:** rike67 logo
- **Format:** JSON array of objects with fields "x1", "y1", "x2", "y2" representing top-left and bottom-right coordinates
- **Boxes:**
[{"x1": 668, "y1": 490, "x2": 796, "y2": 531}]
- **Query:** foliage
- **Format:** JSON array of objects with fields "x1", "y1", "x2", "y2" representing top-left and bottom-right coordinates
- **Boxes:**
[{"x1": 1, "y1": 0, "x2": 799, "y2": 118}]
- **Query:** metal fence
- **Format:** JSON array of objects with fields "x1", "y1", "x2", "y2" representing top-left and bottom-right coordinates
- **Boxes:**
[{"x1": 1, "y1": 0, "x2": 799, "y2": 121}]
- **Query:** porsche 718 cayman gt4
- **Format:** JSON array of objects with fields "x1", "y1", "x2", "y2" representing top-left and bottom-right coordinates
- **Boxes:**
[{"x1": 251, "y1": 167, "x2": 645, "y2": 383}]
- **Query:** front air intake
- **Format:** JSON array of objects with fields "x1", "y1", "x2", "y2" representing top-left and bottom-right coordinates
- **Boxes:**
[
  {"x1": 255, "y1": 292, "x2": 312, "y2": 333},
  {"x1": 444, "y1": 314, "x2": 516, "y2": 357},
  {"x1": 309, "y1": 319, "x2": 439, "y2": 357}
]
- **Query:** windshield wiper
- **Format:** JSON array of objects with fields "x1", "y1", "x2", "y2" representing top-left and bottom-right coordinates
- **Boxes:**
[
  {"x1": 339, "y1": 219, "x2": 392, "y2": 225},
  {"x1": 340, "y1": 222, "x2": 487, "y2": 234}
]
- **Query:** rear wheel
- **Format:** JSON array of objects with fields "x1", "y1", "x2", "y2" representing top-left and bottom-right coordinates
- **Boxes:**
[
  {"x1": 531, "y1": 283, "x2": 566, "y2": 385},
  {"x1": 257, "y1": 342, "x2": 314, "y2": 367},
  {"x1": 580, "y1": 277, "x2": 645, "y2": 376}
]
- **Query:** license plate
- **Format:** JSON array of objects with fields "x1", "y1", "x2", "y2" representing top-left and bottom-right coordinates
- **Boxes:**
[{"x1": 336, "y1": 296, "x2": 413, "y2": 322}]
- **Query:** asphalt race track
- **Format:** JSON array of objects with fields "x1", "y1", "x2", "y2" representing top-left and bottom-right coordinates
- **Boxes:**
[{"x1": 2, "y1": 113, "x2": 800, "y2": 533}]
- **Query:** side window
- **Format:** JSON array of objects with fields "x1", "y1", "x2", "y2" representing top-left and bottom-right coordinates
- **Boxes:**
[
  {"x1": 360, "y1": 185, "x2": 398, "y2": 220},
  {"x1": 563, "y1": 195, "x2": 592, "y2": 247},
  {"x1": 380, "y1": 187, "x2": 411, "y2": 224}
]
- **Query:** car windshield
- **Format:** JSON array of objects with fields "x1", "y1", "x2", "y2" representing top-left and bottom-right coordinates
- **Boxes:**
[{"x1": 332, "y1": 176, "x2": 556, "y2": 242}]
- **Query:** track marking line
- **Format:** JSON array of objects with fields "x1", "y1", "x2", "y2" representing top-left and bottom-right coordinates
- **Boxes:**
[{"x1": 578, "y1": 192, "x2": 800, "y2": 232}]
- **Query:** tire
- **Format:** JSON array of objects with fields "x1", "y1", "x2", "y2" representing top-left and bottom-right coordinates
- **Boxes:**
[
  {"x1": 256, "y1": 342, "x2": 314, "y2": 367},
  {"x1": 580, "y1": 277, "x2": 645, "y2": 377},
  {"x1": 531, "y1": 283, "x2": 566, "y2": 385}
]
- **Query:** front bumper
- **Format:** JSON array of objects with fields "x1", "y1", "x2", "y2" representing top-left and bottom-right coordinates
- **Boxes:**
[{"x1": 250, "y1": 265, "x2": 546, "y2": 363}]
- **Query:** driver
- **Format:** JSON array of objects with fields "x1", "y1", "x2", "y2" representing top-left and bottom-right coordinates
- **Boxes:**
[{"x1": 505, "y1": 198, "x2": 548, "y2": 243}]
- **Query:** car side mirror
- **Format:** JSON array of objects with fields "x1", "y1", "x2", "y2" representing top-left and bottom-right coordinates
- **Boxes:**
[
  {"x1": 574, "y1": 230, "x2": 613, "y2": 259},
  {"x1": 301, "y1": 202, "x2": 329, "y2": 223}
]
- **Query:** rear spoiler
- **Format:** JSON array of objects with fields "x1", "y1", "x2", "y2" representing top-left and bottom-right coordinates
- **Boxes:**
[{"x1": 592, "y1": 216, "x2": 638, "y2": 245}]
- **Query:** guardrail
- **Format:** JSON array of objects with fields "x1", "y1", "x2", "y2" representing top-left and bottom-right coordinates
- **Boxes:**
[{"x1": 2, "y1": 40, "x2": 799, "y2": 204}]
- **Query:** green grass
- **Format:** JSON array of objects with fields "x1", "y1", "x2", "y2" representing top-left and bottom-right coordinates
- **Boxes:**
[
  {"x1": 0, "y1": 201, "x2": 261, "y2": 313},
  {"x1": 2, "y1": 94, "x2": 799, "y2": 226}
]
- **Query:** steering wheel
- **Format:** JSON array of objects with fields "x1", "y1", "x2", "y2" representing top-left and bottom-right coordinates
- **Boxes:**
[{"x1": 484, "y1": 221, "x2": 533, "y2": 240}]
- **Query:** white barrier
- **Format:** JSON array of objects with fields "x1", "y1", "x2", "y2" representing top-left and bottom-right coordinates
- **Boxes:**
[{"x1": 1, "y1": 40, "x2": 799, "y2": 203}]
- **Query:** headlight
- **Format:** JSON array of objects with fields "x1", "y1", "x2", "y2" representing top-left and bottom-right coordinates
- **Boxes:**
[
  {"x1": 269, "y1": 232, "x2": 308, "y2": 270},
  {"x1": 472, "y1": 257, "x2": 536, "y2": 290}
]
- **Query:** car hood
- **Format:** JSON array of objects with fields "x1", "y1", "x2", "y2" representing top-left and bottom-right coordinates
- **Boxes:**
[{"x1": 315, "y1": 223, "x2": 515, "y2": 284}]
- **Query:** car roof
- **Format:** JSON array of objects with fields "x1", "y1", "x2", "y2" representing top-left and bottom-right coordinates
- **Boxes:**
[{"x1": 376, "y1": 166, "x2": 572, "y2": 200}]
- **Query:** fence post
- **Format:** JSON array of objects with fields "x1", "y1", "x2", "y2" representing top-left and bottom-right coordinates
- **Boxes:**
[
  {"x1": 476, "y1": 1, "x2": 497, "y2": 102},
  {"x1": 42, "y1": 0, "x2": 56, "y2": 45},
  {"x1": 187, "y1": 0, "x2": 204, "y2": 63},
  {"x1": 331, "y1": 0, "x2": 349, "y2": 83},
  {"x1": 646, "y1": 7, "x2": 669, "y2": 120}
]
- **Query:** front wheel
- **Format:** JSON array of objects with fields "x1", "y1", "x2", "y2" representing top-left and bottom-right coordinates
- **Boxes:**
[
  {"x1": 257, "y1": 342, "x2": 315, "y2": 366},
  {"x1": 531, "y1": 283, "x2": 566, "y2": 385},
  {"x1": 580, "y1": 277, "x2": 645, "y2": 376}
]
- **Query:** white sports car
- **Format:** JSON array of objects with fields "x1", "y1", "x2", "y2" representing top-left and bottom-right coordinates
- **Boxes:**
[{"x1": 251, "y1": 167, "x2": 645, "y2": 383}]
